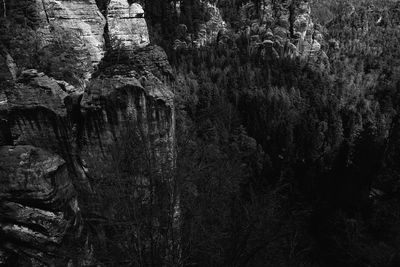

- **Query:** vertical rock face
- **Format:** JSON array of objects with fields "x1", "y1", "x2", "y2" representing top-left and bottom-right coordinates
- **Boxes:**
[
  {"x1": 0, "y1": 69, "x2": 93, "y2": 265},
  {"x1": 36, "y1": 0, "x2": 106, "y2": 66},
  {"x1": 0, "y1": 0, "x2": 176, "y2": 265},
  {"x1": 237, "y1": 0, "x2": 326, "y2": 62},
  {"x1": 107, "y1": 0, "x2": 150, "y2": 49},
  {"x1": 82, "y1": 47, "x2": 175, "y2": 173}
]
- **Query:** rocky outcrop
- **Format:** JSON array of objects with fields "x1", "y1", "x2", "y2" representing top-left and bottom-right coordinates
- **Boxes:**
[
  {"x1": 195, "y1": 1, "x2": 227, "y2": 47},
  {"x1": 1, "y1": 28, "x2": 174, "y2": 267},
  {"x1": 171, "y1": 0, "x2": 326, "y2": 65},
  {"x1": 0, "y1": 50, "x2": 17, "y2": 82},
  {"x1": 236, "y1": 0, "x2": 328, "y2": 65},
  {"x1": 0, "y1": 69, "x2": 93, "y2": 265},
  {"x1": 0, "y1": 54, "x2": 175, "y2": 266},
  {"x1": 0, "y1": 0, "x2": 177, "y2": 265},
  {"x1": 172, "y1": 0, "x2": 227, "y2": 49},
  {"x1": 108, "y1": 0, "x2": 150, "y2": 49},
  {"x1": 36, "y1": 0, "x2": 106, "y2": 66},
  {"x1": 0, "y1": 145, "x2": 84, "y2": 266},
  {"x1": 0, "y1": 70, "x2": 82, "y2": 156},
  {"x1": 82, "y1": 45, "x2": 175, "y2": 177},
  {"x1": 2, "y1": 70, "x2": 69, "y2": 115}
]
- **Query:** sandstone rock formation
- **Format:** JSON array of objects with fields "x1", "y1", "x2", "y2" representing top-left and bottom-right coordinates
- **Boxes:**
[
  {"x1": 195, "y1": 1, "x2": 227, "y2": 47},
  {"x1": 81, "y1": 45, "x2": 175, "y2": 180},
  {"x1": 108, "y1": 0, "x2": 150, "y2": 49},
  {"x1": 0, "y1": 0, "x2": 175, "y2": 265},
  {"x1": 171, "y1": 0, "x2": 326, "y2": 65},
  {"x1": 36, "y1": 0, "x2": 106, "y2": 66},
  {"x1": 0, "y1": 56, "x2": 175, "y2": 267},
  {"x1": 172, "y1": 0, "x2": 227, "y2": 48},
  {"x1": 238, "y1": 0, "x2": 327, "y2": 63},
  {"x1": 0, "y1": 0, "x2": 331, "y2": 265},
  {"x1": 0, "y1": 145, "x2": 83, "y2": 266}
]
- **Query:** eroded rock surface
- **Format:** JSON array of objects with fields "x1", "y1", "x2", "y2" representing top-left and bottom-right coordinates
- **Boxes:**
[
  {"x1": 0, "y1": 145, "x2": 83, "y2": 266},
  {"x1": 196, "y1": 1, "x2": 227, "y2": 47},
  {"x1": 171, "y1": 0, "x2": 326, "y2": 64},
  {"x1": 0, "y1": 31, "x2": 175, "y2": 267},
  {"x1": 82, "y1": 45, "x2": 175, "y2": 177},
  {"x1": 0, "y1": 0, "x2": 175, "y2": 265},
  {"x1": 241, "y1": 0, "x2": 321, "y2": 55},
  {"x1": 108, "y1": 0, "x2": 150, "y2": 49},
  {"x1": 36, "y1": 0, "x2": 106, "y2": 66}
]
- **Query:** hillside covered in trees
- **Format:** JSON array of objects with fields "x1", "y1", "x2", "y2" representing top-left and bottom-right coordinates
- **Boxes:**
[{"x1": 1, "y1": 0, "x2": 400, "y2": 266}]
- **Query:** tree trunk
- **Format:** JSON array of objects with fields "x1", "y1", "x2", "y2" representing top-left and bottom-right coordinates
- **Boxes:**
[{"x1": 2, "y1": 0, "x2": 6, "y2": 18}]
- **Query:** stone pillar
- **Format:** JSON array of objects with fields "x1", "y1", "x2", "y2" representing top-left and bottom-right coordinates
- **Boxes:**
[{"x1": 107, "y1": 0, "x2": 150, "y2": 50}]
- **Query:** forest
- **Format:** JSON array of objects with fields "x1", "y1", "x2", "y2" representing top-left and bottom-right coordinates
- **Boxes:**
[
  {"x1": 167, "y1": 0, "x2": 400, "y2": 266},
  {"x1": 1, "y1": 0, "x2": 400, "y2": 266}
]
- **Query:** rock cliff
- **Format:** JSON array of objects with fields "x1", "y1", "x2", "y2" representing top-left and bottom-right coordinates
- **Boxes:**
[
  {"x1": 0, "y1": 0, "x2": 175, "y2": 265},
  {"x1": 0, "y1": 0, "x2": 330, "y2": 265},
  {"x1": 108, "y1": 0, "x2": 150, "y2": 49},
  {"x1": 36, "y1": 0, "x2": 106, "y2": 66},
  {"x1": 170, "y1": 0, "x2": 327, "y2": 64},
  {"x1": 0, "y1": 145, "x2": 83, "y2": 266}
]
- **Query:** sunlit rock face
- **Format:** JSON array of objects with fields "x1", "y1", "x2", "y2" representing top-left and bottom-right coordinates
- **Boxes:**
[
  {"x1": 238, "y1": 0, "x2": 326, "y2": 63},
  {"x1": 36, "y1": 0, "x2": 106, "y2": 66},
  {"x1": 107, "y1": 0, "x2": 150, "y2": 49}
]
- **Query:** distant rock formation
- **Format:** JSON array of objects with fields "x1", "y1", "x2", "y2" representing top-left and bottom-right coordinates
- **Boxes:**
[
  {"x1": 237, "y1": 0, "x2": 328, "y2": 66},
  {"x1": 195, "y1": 1, "x2": 227, "y2": 47},
  {"x1": 171, "y1": 0, "x2": 327, "y2": 66},
  {"x1": 108, "y1": 0, "x2": 150, "y2": 49}
]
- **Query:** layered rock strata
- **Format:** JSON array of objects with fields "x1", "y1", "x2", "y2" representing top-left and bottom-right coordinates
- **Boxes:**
[
  {"x1": 0, "y1": 145, "x2": 83, "y2": 266},
  {"x1": 36, "y1": 0, "x2": 106, "y2": 66},
  {"x1": 0, "y1": 0, "x2": 175, "y2": 265},
  {"x1": 108, "y1": 0, "x2": 150, "y2": 49}
]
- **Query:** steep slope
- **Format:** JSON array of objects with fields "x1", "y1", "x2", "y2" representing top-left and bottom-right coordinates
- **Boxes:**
[{"x1": 0, "y1": 0, "x2": 176, "y2": 265}]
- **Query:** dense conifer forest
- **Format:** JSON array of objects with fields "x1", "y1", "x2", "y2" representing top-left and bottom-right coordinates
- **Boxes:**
[{"x1": 167, "y1": 0, "x2": 400, "y2": 266}]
